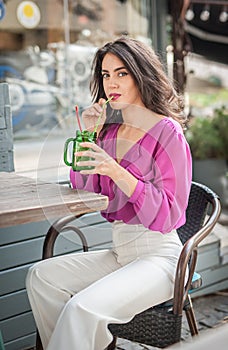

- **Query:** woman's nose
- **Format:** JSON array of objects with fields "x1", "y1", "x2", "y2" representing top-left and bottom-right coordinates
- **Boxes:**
[{"x1": 108, "y1": 76, "x2": 119, "y2": 88}]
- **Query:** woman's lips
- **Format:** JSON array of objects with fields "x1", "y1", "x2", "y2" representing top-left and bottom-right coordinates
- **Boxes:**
[{"x1": 109, "y1": 93, "x2": 121, "y2": 101}]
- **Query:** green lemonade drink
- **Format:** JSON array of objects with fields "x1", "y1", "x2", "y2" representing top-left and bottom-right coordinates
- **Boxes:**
[
  {"x1": 64, "y1": 97, "x2": 112, "y2": 171},
  {"x1": 64, "y1": 130, "x2": 97, "y2": 171}
]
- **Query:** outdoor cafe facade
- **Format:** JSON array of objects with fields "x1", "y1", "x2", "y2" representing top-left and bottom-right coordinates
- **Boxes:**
[
  {"x1": 0, "y1": 0, "x2": 168, "y2": 135},
  {"x1": 0, "y1": 1, "x2": 227, "y2": 350}
]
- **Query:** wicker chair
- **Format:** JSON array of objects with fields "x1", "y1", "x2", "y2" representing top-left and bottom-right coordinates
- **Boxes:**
[{"x1": 36, "y1": 181, "x2": 221, "y2": 349}]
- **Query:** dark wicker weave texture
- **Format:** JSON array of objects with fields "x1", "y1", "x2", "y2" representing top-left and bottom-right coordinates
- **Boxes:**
[
  {"x1": 177, "y1": 182, "x2": 212, "y2": 244},
  {"x1": 108, "y1": 305, "x2": 182, "y2": 348}
]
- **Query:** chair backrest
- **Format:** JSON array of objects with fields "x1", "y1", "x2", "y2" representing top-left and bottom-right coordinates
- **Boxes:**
[
  {"x1": 177, "y1": 181, "x2": 219, "y2": 245},
  {"x1": 173, "y1": 181, "x2": 221, "y2": 315}
]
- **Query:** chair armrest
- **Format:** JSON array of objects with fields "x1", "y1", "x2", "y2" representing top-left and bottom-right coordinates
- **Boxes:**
[
  {"x1": 42, "y1": 214, "x2": 87, "y2": 259},
  {"x1": 173, "y1": 196, "x2": 221, "y2": 315}
]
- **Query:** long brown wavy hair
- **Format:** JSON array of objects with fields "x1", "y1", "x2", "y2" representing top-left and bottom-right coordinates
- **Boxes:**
[{"x1": 90, "y1": 36, "x2": 186, "y2": 138}]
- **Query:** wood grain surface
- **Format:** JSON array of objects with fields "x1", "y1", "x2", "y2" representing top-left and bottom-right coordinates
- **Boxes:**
[{"x1": 0, "y1": 172, "x2": 108, "y2": 228}]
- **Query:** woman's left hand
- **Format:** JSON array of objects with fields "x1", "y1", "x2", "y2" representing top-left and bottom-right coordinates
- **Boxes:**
[
  {"x1": 76, "y1": 142, "x2": 138, "y2": 198},
  {"x1": 75, "y1": 142, "x2": 117, "y2": 177}
]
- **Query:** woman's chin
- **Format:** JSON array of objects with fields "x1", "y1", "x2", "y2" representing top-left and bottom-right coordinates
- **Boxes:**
[{"x1": 110, "y1": 101, "x2": 129, "y2": 110}]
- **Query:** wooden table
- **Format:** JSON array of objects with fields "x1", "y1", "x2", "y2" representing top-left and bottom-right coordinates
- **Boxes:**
[{"x1": 0, "y1": 172, "x2": 108, "y2": 228}]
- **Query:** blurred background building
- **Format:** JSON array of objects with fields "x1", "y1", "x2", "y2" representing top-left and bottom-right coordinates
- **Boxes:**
[
  {"x1": 0, "y1": 0, "x2": 227, "y2": 132},
  {"x1": 0, "y1": 0, "x2": 168, "y2": 132}
]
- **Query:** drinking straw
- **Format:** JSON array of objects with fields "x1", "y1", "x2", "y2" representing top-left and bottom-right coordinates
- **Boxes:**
[
  {"x1": 75, "y1": 105, "x2": 82, "y2": 132},
  {"x1": 93, "y1": 96, "x2": 113, "y2": 134}
]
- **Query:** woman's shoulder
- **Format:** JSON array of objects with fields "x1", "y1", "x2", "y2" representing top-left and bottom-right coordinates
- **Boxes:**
[
  {"x1": 146, "y1": 117, "x2": 184, "y2": 140},
  {"x1": 143, "y1": 117, "x2": 187, "y2": 151}
]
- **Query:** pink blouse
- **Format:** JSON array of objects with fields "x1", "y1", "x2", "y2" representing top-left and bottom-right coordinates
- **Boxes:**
[{"x1": 70, "y1": 118, "x2": 192, "y2": 234}]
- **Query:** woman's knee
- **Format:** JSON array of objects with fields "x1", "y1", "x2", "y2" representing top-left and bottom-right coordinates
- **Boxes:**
[
  {"x1": 25, "y1": 260, "x2": 49, "y2": 292},
  {"x1": 26, "y1": 262, "x2": 39, "y2": 291}
]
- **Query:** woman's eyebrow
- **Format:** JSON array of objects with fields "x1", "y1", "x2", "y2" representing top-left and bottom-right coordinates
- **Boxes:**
[{"x1": 101, "y1": 66, "x2": 126, "y2": 73}]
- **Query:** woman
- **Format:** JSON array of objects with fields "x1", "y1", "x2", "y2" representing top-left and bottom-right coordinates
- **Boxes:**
[{"x1": 26, "y1": 36, "x2": 192, "y2": 350}]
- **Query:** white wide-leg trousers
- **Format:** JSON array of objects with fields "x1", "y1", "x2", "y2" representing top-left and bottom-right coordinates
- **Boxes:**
[{"x1": 26, "y1": 221, "x2": 183, "y2": 350}]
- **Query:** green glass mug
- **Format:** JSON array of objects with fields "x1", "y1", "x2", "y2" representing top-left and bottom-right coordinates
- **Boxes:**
[{"x1": 64, "y1": 130, "x2": 97, "y2": 171}]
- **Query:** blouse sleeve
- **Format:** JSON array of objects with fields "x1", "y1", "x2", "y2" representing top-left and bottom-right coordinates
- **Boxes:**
[
  {"x1": 127, "y1": 123, "x2": 192, "y2": 233},
  {"x1": 70, "y1": 169, "x2": 101, "y2": 193}
]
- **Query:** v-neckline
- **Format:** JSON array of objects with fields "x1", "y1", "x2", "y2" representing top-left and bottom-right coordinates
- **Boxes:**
[{"x1": 114, "y1": 118, "x2": 167, "y2": 165}]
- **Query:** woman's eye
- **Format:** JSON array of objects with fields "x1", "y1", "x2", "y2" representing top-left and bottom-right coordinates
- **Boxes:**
[
  {"x1": 102, "y1": 73, "x2": 109, "y2": 79},
  {"x1": 119, "y1": 71, "x2": 128, "y2": 77},
  {"x1": 102, "y1": 71, "x2": 128, "y2": 79}
]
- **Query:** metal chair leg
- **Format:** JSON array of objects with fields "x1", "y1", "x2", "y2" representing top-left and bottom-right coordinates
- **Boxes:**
[
  {"x1": 107, "y1": 336, "x2": 117, "y2": 350},
  {"x1": 184, "y1": 295, "x2": 199, "y2": 336},
  {"x1": 36, "y1": 330, "x2": 43, "y2": 350}
]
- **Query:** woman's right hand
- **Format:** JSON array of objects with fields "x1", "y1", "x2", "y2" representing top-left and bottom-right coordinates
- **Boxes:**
[{"x1": 82, "y1": 98, "x2": 107, "y2": 133}]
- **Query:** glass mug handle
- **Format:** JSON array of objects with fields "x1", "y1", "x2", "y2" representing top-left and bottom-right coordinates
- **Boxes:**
[{"x1": 63, "y1": 137, "x2": 75, "y2": 167}]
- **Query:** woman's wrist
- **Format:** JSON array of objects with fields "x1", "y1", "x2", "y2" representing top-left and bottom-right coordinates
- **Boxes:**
[{"x1": 109, "y1": 161, "x2": 138, "y2": 198}]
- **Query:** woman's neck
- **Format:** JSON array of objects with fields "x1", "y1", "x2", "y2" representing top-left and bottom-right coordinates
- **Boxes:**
[
  {"x1": 121, "y1": 104, "x2": 146, "y2": 127},
  {"x1": 121, "y1": 105, "x2": 164, "y2": 131}
]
